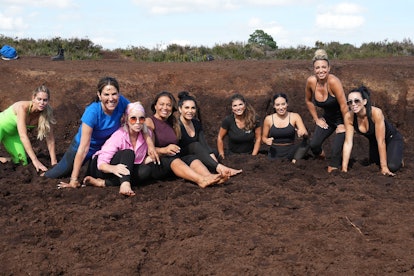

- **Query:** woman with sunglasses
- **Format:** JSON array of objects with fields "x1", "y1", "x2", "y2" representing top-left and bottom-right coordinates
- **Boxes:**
[
  {"x1": 305, "y1": 49, "x2": 348, "y2": 172},
  {"x1": 145, "y1": 91, "x2": 229, "y2": 188},
  {"x1": 83, "y1": 102, "x2": 153, "y2": 196},
  {"x1": 45, "y1": 77, "x2": 157, "y2": 189},
  {"x1": 342, "y1": 86, "x2": 403, "y2": 176},
  {"x1": 177, "y1": 91, "x2": 242, "y2": 176}
]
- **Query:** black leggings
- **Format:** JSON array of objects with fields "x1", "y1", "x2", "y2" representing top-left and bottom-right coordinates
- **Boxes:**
[
  {"x1": 310, "y1": 125, "x2": 345, "y2": 168},
  {"x1": 87, "y1": 149, "x2": 152, "y2": 186},
  {"x1": 181, "y1": 142, "x2": 218, "y2": 172},
  {"x1": 368, "y1": 132, "x2": 404, "y2": 172}
]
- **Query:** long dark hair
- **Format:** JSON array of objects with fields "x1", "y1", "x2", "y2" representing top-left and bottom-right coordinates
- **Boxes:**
[
  {"x1": 230, "y1": 93, "x2": 257, "y2": 131},
  {"x1": 177, "y1": 91, "x2": 202, "y2": 122},
  {"x1": 349, "y1": 85, "x2": 372, "y2": 117},
  {"x1": 150, "y1": 91, "x2": 181, "y2": 138},
  {"x1": 94, "y1": 76, "x2": 120, "y2": 102}
]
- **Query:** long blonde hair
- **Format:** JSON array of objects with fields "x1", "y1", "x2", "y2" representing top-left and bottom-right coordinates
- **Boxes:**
[{"x1": 34, "y1": 85, "x2": 56, "y2": 140}]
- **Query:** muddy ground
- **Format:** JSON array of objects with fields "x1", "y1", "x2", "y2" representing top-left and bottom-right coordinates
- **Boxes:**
[{"x1": 0, "y1": 55, "x2": 413, "y2": 275}]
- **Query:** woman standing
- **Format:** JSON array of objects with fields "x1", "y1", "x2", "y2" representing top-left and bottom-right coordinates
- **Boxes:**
[
  {"x1": 217, "y1": 93, "x2": 262, "y2": 159},
  {"x1": 177, "y1": 91, "x2": 242, "y2": 176},
  {"x1": 342, "y1": 86, "x2": 403, "y2": 176},
  {"x1": 145, "y1": 91, "x2": 228, "y2": 188},
  {"x1": 262, "y1": 93, "x2": 309, "y2": 163},
  {"x1": 305, "y1": 49, "x2": 348, "y2": 172},
  {"x1": 0, "y1": 85, "x2": 56, "y2": 172}
]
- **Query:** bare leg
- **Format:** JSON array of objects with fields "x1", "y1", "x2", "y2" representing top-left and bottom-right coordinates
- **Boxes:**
[
  {"x1": 171, "y1": 159, "x2": 229, "y2": 188},
  {"x1": 0, "y1": 157, "x2": 11, "y2": 163},
  {"x1": 216, "y1": 163, "x2": 242, "y2": 176},
  {"x1": 119, "y1": 181, "x2": 135, "y2": 197},
  {"x1": 83, "y1": 176, "x2": 105, "y2": 187}
]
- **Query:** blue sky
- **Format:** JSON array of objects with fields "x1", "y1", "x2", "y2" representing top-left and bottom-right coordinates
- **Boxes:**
[{"x1": 0, "y1": 0, "x2": 412, "y2": 50}]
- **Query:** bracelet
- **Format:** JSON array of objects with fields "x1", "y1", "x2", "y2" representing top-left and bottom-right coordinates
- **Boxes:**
[{"x1": 70, "y1": 177, "x2": 79, "y2": 182}]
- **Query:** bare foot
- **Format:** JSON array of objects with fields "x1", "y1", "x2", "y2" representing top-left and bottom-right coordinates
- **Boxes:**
[
  {"x1": 119, "y1": 182, "x2": 135, "y2": 197},
  {"x1": 0, "y1": 157, "x2": 11, "y2": 163},
  {"x1": 216, "y1": 164, "x2": 242, "y2": 176},
  {"x1": 327, "y1": 166, "x2": 338, "y2": 173},
  {"x1": 198, "y1": 173, "x2": 229, "y2": 188},
  {"x1": 83, "y1": 176, "x2": 105, "y2": 187}
]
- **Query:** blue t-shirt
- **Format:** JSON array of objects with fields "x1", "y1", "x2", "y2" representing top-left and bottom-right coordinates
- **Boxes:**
[{"x1": 74, "y1": 95, "x2": 129, "y2": 156}]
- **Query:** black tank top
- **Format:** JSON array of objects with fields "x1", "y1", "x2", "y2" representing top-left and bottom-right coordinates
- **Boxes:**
[
  {"x1": 353, "y1": 113, "x2": 398, "y2": 143},
  {"x1": 313, "y1": 82, "x2": 343, "y2": 126},
  {"x1": 268, "y1": 113, "x2": 295, "y2": 144}
]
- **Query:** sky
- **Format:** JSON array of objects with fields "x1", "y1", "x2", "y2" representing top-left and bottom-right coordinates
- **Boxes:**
[{"x1": 0, "y1": 0, "x2": 412, "y2": 50}]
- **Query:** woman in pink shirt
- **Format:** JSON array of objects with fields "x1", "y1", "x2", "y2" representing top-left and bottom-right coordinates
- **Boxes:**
[{"x1": 83, "y1": 102, "x2": 154, "y2": 196}]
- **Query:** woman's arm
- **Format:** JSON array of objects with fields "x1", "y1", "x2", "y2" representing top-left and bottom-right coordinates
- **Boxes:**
[
  {"x1": 252, "y1": 126, "x2": 262, "y2": 155},
  {"x1": 341, "y1": 112, "x2": 354, "y2": 172},
  {"x1": 15, "y1": 102, "x2": 47, "y2": 171},
  {"x1": 261, "y1": 115, "x2": 273, "y2": 145},
  {"x1": 217, "y1": 127, "x2": 227, "y2": 159},
  {"x1": 145, "y1": 117, "x2": 179, "y2": 157},
  {"x1": 292, "y1": 113, "x2": 308, "y2": 138},
  {"x1": 329, "y1": 75, "x2": 348, "y2": 118},
  {"x1": 305, "y1": 77, "x2": 319, "y2": 123},
  {"x1": 372, "y1": 107, "x2": 393, "y2": 176}
]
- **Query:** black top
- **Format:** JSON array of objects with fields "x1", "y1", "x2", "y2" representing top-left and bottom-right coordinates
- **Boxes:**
[{"x1": 221, "y1": 114, "x2": 261, "y2": 154}]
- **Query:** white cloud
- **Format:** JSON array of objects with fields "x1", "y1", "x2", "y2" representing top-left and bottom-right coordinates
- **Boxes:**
[
  {"x1": 244, "y1": 0, "x2": 312, "y2": 5},
  {"x1": 248, "y1": 17, "x2": 285, "y2": 40},
  {"x1": 132, "y1": 0, "x2": 239, "y2": 15},
  {"x1": 0, "y1": 12, "x2": 28, "y2": 31},
  {"x1": 0, "y1": 0, "x2": 75, "y2": 8},
  {"x1": 316, "y1": 2, "x2": 365, "y2": 30}
]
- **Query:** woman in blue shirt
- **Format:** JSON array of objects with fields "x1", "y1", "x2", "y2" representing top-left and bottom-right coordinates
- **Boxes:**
[{"x1": 46, "y1": 77, "x2": 156, "y2": 188}]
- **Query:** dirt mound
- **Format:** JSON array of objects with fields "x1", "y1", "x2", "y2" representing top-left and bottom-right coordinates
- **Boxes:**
[{"x1": 1, "y1": 56, "x2": 413, "y2": 274}]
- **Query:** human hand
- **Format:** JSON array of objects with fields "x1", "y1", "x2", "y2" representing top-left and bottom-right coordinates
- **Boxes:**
[
  {"x1": 57, "y1": 178, "x2": 80, "y2": 189},
  {"x1": 148, "y1": 147, "x2": 160, "y2": 165},
  {"x1": 263, "y1": 137, "x2": 274, "y2": 146},
  {"x1": 381, "y1": 167, "x2": 395, "y2": 177},
  {"x1": 111, "y1": 164, "x2": 130, "y2": 178},
  {"x1": 165, "y1": 144, "x2": 180, "y2": 156},
  {"x1": 316, "y1": 118, "x2": 328, "y2": 129},
  {"x1": 32, "y1": 159, "x2": 48, "y2": 172}
]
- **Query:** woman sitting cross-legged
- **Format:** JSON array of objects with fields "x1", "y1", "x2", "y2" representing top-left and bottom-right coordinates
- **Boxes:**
[{"x1": 83, "y1": 102, "x2": 158, "y2": 196}]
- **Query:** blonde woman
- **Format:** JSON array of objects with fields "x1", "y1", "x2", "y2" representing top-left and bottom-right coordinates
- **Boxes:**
[
  {"x1": 0, "y1": 85, "x2": 57, "y2": 172},
  {"x1": 305, "y1": 49, "x2": 348, "y2": 172}
]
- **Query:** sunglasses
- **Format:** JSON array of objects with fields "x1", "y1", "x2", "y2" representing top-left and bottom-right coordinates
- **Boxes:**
[
  {"x1": 128, "y1": 116, "x2": 146, "y2": 124},
  {"x1": 347, "y1": 98, "x2": 362, "y2": 106}
]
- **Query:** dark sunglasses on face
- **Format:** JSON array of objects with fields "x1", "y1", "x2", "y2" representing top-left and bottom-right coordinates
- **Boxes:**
[
  {"x1": 347, "y1": 98, "x2": 362, "y2": 106},
  {"x1": 129, "y1": 116, "x2": 146, "y2": 124}
]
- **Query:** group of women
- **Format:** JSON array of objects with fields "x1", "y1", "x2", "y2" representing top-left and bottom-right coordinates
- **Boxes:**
[{"x1": 0, "y1": 49, "x2": 404, "y2": 196}]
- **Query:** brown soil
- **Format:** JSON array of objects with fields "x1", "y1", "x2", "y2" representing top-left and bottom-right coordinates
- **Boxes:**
[{"x1": 1, "y1": 56, "x2": 413, "y2": 275}]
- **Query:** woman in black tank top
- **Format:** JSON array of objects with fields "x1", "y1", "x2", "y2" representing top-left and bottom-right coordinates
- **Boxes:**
[
  {"x1": 262, "y1": 93, "x2": 309, "y2": 163},
  {"x1": 305, "y1": 49, "x2": 348, "y2": 172},
  {"x1": 342, "y1": 86, "x2": 404, "y2": 176}
]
